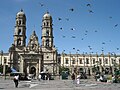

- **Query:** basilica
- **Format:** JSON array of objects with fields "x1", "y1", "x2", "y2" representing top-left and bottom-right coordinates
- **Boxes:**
[
  {"x1": 1, "y1": 10, "x2": 120, "y2": 78},
  {"x1": 8, "y1": 9, "x2": 58, "y2": 76}
]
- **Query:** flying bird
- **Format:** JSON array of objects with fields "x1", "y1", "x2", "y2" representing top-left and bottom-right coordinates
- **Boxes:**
[
  {"x1": 39, "y1": 3, "x2": 44, "y2": 7},
  {"x1": 71, "y1": 36, "x2": 76, "y2": 38},
  {"x1": 66, "y1": 18, "x2": 69, "y2": 21},
  {"x1": 85, "y1": 30, "x2": 88, "y2": 33},
  {"x1": 95, "y1": 30, "x2": 97, "y2": 32},
  {"x1": 114, "y1": 24, "x2": 118, "y2": 27},
  {"x1": 73, "y1": 48, "x2": 75, "y2": 50},
  {"x1": 63, "y1": 50, "x2": 65, "y2": 52},
  {"x1": 102, "y1": 42, "x2": 105, "y2": 44},
  {"x1": 88, "y1": 10, "x2": 94, "y2": 13},
  {"x1": 101, "y1": 49, "x2": 104, "y2": 52},
  {"x1": 109, "y1": 16, "x2": 112, "y2": 19},
  {"x1": 58, "y1": 17, "x2": 62, "y2": 21},
  {"x1": 86, "y1": 4, "x2": 91, "y2": 7},
  {"x1": 71, "y1": 28, "x2": 75, "y2": 31},
  {"x1": 62, "y1": 36, "x2": 66, "y2": 38},
  {"x1": 88, "y1": 46, "x2": 92, "y2": 50},
  {"x1": 69, "y1": 8, "x2": 74, "y2": 11},
  {"x1": 101, "y1": 47, "x2": 104, "y2": 53},
  {"x1": 117, "y1": 48, "x2": 119, "y2": 50},
  {"x1": 60, "y1": 27, "x2": 63, "y2": 30},
  {"x1": 90, "y1": 48, "x2": 92, "y2": 50},
  {"x1": 88, "y1": 45, "x2": 91, "y2": 48}
]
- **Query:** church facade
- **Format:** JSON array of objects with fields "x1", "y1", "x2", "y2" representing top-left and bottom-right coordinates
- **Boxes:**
[
  {"x1": 1, "y1": 10, "x2": 120, "y2": 78},
  {"x1": 8, "y1": 9, "x2": 58, "y2": 76}
]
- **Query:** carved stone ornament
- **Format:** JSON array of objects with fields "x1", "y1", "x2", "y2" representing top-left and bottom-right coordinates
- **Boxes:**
[{"x1": 27, "y1": 31, "x2": 40, "y2": 52}]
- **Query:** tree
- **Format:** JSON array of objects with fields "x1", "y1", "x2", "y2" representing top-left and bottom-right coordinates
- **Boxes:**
[{"x1": 59, "y1": 66, "x2": 70, "y2": 75}]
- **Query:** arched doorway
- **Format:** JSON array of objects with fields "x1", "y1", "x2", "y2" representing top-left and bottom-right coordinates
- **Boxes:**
[{"x1": 30, "y1": 66, "x2": 36, "y2": 77}]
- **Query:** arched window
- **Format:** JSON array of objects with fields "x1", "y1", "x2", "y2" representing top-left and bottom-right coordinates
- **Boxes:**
[
  {"x1": 18, "y1": 29, "x2": 21, "y2": 35},
  {"x1": 46, "y1": 30, "x2": 49, "y2": 36},
  {"x1": 44, "y1": 22, "x2": 45, "y2": 26},
  {"x1": 86, "y1": 58, "x2": 89, "y2": 64},
  {"x1": 19, "y1": 20, "x2": 21, "y2": 25},
  {"x1": 46, "y1": 39, "x2": 49, "y2": 47},
  {"x1": 22, "y1": 20, "x2": 25, "y2": 25},
  {"x1": 17, "y1": 38, "x2": 21, "y2": 45},
  {"x1": 46, "y1": 22, "x2": 49, "y2": 26}
]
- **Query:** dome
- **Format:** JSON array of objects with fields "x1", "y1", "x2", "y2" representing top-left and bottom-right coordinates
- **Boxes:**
[
  {"x1": 17, "y1": 9, "x2": 25, "y2": 17},
  {"x1": 43, "y1": 12, "x2": 52, "y2": 19}
]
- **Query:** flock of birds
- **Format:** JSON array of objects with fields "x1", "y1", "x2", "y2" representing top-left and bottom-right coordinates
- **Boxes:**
[{"x1": 38, "y1": 1, "x2": 119, "y2": 54}]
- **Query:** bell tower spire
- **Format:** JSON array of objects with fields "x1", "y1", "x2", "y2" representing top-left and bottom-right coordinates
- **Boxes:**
[
  {"x1": 41, "y1": 11, "x2": 53, "y2": 49},
  {"x1": 14, "y1": 9, "x2": 26, "y2": 48}
]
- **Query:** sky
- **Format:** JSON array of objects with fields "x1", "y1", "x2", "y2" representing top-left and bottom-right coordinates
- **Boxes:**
[{"x1": 0, "y1": 0, "x2": 120, "y2": 55}]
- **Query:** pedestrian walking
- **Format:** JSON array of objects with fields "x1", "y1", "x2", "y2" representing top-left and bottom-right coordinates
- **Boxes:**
[
  {"x1": 76, "y1": 74, "x2": 80, "y2": 84},
  {"x1": 13, "y1": 75, "x2": 19, "y2": 88},
  {"x1": 38, "y1": 74, "x2": 41, "y2": 81},
  {"x1": 46, "y1": 73, "x2": 50, "y2": 81},
  {"x1": 71, "y1": 73, "x2": 75, "y2": 84},
  {"x1": 45, "y1": 74, "x2": 47, "y2": 80}
]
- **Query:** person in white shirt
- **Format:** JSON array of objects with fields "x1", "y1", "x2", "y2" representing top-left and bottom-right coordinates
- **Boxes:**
[
  {"x1": 76, "y1": 74, "x2": 80, "y2": 84},
  {"x1": 13, "y1": 75, "x2": 19, "y2": 88},
  {"x1": 38, "y1": 74, "x2": 41, "y2": 81},
  {"x1": 99, "y1": 75, "x2": 103, "y2": 82}
]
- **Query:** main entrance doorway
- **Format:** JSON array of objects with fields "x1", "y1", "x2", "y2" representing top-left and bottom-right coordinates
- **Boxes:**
[
  {"x1": 30, "y1": 66, "x2": 36, "y2": 76},
  {"x1": 20, "y1": 53, "x2": 43, "y2": 78},
  {"x1": 30, "y1": 66, "x2": 36, "y2": 74}
]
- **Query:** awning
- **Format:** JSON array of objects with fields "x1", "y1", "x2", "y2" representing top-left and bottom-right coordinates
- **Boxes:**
[{"x1": 11, "y1": 67, "x2": 17, "y2": 73}]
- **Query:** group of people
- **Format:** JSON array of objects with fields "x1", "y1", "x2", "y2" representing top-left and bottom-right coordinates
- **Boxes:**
[
  {"x1": 13, "y1": 72, "x2": 50, "y2": 88},
  {"x1": 95, "y1": 72, "x2": 119, "y2": 83},
  {"x1": 71, "y1": 73, "x2": 80, "y2": 84},
  {"x1": 38, "y1": 73, "x2": 50, "y2": 81}
]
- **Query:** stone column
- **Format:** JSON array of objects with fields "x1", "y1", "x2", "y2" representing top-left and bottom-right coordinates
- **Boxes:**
[
  {"x1": 39, "y1": 58, "x2": 41, "y2": 73},
  {"x1": 36, "y1": 60, "x2": 39, "y2": 77},
  {"x1": 19, "y1": 58, "x2": 24, "y2": 73}
]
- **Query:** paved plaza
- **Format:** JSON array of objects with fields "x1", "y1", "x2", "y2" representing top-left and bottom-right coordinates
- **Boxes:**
[{"x1": 0, "y1": 77, "x2": 120, "y2": 90}]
